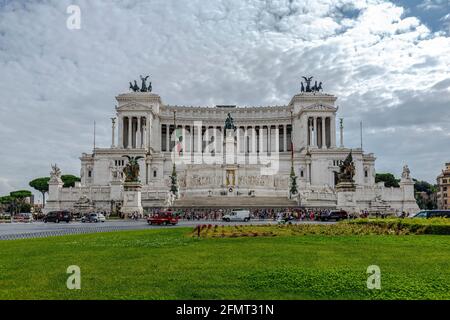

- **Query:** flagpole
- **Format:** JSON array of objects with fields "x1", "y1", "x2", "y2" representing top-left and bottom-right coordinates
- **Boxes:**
[
  {"x1": 173, "y1": 110, "x2": 176, "y2": 155},
  {"x1": 173, "y1": 110, "x2": 177, "y2": 155},
  {"x1": 360, "y1": 120, "x2": 363, "y2": 150},
  {"x1": 171, "y1": 110, "x2": 178, "y2": 199},
  {"x1": 289, "y1": 110, "x2": 298, "y2": 201},
  {"x1": 290, "y1": 110, "x2": 294, "y2": 166},
  {"x1": 93, "y1": 120, "x2": 96, "y2": 151}
]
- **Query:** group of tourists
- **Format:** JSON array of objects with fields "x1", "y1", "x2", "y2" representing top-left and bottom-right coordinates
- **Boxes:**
[{"x1": 146, "y1": 207, "x2": 341, "y2": 221}]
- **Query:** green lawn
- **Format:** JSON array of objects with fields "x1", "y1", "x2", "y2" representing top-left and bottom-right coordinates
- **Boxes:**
[{"x1": 0, "y1": 228, "x2": 449, "y2": 299}]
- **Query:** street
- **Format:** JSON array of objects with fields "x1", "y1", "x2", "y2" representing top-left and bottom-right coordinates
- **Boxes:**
[{"x1": 0, "y1": 219, "x2": 335, "y2": 240}]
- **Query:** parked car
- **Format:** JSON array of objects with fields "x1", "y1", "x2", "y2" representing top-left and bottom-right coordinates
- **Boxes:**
[
  {"x1": 44, "y1": 211, "x2": 72, "y2": 223},
  {"x1": 14, "y1": 212, "x2": 34, "y2": 223},
  {"x1": 81, "y1": 213, "x2": 106, "y2": 223},
  {"x1": 147, "y1": 210, "x2": 179, "y2": 225},
  {"x1": 0, "y1": 212, "x2": 11, "y2": 220},
  {"x1": 413, "y1": 210, "x2": 450, "y2": 218},
  {"x1": 319, "y1": 210, "x2": 348, "y2": 221},
  {"x1": 222, "y1": 209, "x2": 251, "y2": 222}
]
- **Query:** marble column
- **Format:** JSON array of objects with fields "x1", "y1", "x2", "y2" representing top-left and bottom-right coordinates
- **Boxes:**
[
  {"x1": 190, "y1": 125, "x2": 195, "y2": 154},
  {"x1": 307, "y1": 119, "x2": 310, "y2": 146},
  {"x1": 142, "y1": 118, "x2": 147, "y2": 149},
  {"x1": 111, "y1": 117, "x2": 116, "y2": 148},
  {"x1": 313, "y1": 117, "x2": 317, "y2": 147},
  {"x1": 164, "y1": 124, "x2": 168, "y2": 152},
  {"x1": 136, "y1": 117, "x2": 141, "y2": 148},
  {"x1": 118, "y1": 116, "x2": 123, "y2": 148},
  {"x1": 128, "y1": 117, "x2": 132, "y2": 149},
  {"x1": 149, "y1": 116, "x2": 153, "y2": 150},
  {"x1": 283, "y1": 124, "x2": 287, "y2": 152},
  {"x1": 331, "y1": 116, "x2": 336, "y2": 147},
  {"x1": 309, "y1": 118, "x2": 313, "y2": 146},
  {"x1": 322, "y1": 117, "x2": 326, "y2": 149},
  {"x1": 144, "y1": 116, "x2": 149, "y2": 150}
]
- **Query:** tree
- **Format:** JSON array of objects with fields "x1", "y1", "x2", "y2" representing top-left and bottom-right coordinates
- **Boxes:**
[
  {"x1": 29, "y1": 177, "x2": 50, "y2": 204},
  {"x1": 414, "y1": 179, "x2": 437, "y2": 210},
  {"x1": 169, "y1": 164, "x2": 178, "y2": 196},
  {"x1": 414, "y1": 179, "x2": 437, "y2": 194},
  {"x1": 0, "y1": 196, "x2": 13, "y2": 213},
  {"x1": 10, "y1": 190, "x2": 32, "y2": 199},
  {"x1": 289, "y1": 165, "x2": 298, "y2": 197},
  {"x1": 61, "y1": 175, "x2": 81, "y2": 188},
  {"x1": 9, "y1": 190, "x2": 33, "y2": 214},
  {"x1": 375, "y1": 173, "x2": 400, "y2": 188}
]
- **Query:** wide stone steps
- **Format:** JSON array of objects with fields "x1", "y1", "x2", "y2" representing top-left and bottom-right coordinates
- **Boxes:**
[{"x1": 173, "y1": 196, "x2": 299, "y2": 208}]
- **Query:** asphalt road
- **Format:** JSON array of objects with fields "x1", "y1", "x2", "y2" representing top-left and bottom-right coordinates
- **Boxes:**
[{"x1": 0, "y1": 219, "x2": 335, "y2": 240}]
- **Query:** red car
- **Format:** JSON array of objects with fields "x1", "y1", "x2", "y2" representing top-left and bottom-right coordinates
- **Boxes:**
[{"x1": 147, "y1": 211, "x2": 179, "y2": 225}]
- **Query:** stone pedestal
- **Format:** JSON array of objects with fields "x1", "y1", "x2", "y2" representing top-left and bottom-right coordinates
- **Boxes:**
[
  {"x1": 110, "y1": 180, "x2": 123, "y2": 201},
  {"x1": 121, "y1": 182, "x2": 143, "y2": 216},
  {"x1": 336, "y1": 181, "x2": 357, "y2": 213},
  {"x1": 43, "y1": 178, "x2": 64, "y2": 214},
  {"x1": 399, "y1": 178, "x2": 420, "y2": 215},
  {"x1": 224, "y1": 129, "x2": 236, "y2": 165}
]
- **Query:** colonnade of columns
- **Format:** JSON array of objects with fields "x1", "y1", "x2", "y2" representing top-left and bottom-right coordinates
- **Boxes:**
[
  {"x1": 117, "y1": 115, "x2": 153, "y2": 149},
  {"x1": 307, "y1": 116, "x2": 334, "y2": 149},
  {"x1": 160, "y1": 124, "x2": 293, "y2": 153}
]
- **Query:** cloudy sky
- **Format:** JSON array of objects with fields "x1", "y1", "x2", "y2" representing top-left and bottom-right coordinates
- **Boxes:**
[{"x1": 0, "y1": 0, "x2": 449, "y2": 200}]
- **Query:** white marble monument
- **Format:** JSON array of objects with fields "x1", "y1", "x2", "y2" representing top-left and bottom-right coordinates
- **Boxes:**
[{"x1": 44, "y1": 76, "x2": 420, "y2": 215}]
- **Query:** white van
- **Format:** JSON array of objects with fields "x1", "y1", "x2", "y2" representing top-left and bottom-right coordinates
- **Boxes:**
[{"x1": 222, "y1": 209, "x2": 251, "y2": 222}]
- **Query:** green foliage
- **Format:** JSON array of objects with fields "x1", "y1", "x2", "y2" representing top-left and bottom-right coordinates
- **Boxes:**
[
  {"x1": 0, "y1": 228, "x2": 449, "y2": 299},
  {"x1": 5, "y1": 190, "x2": 32, "y2": 214},
  {"x1": 195, "y1": 218, "x2": 450, "y2": 238},
  {"x1": 0, "y1": 196, "x2": 13, "y2": 213},
  {"x1": 19, "y1": 203, "x2": 32, "y2": 213},
  {"x1": 9, "y1": 190, "x2": 32, "y2": 199},
  {"x1": 347, "y1": 218, "x2": 450, "y2": 235},
  {"x1": 61, "y1": 175, "x2": 81, "y2": 188},
  {"x1": 414, "y1": 180, "x2": 437, "y2": 194},
  {"x1": 29, "y1": 177, "x2": 50, "y2": 203},
  {"x1": 169, "y1": 164, "x2": 178, "y2": 195},
  {"x1": 29, "y1": 177, "x2": 49, "y2": 193},
  {"x1": 289, "y1": 165, "x2": 298, "y2": 196},
  {"x1": 0, "y1": 196, "x2": 13, "y2": 204},
  {"x1": 415, "y1": 193, "x2": 437, "y2": 210},
  {"x1": 414, "y1": 179, "x2": 438, "y2": 210},
  {"x1": 375, "y1": 173, "x2": 400, "y2": 188}
]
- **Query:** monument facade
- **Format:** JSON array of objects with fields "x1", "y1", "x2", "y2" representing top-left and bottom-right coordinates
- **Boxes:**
[{"x1": 45, "y1": 76, "x2": 419, "y2": 214}]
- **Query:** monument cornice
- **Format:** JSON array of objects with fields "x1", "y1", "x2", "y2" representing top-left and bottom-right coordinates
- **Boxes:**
[
  {"x1": 288, "y1": 92, "x2": 337, "y2": 107},
  {"x1": 116, "y1": 92, "x2": 162, "y2": 104},
  {"x1": 162, "y1": 105, "x2": 289, "y2": 112}
]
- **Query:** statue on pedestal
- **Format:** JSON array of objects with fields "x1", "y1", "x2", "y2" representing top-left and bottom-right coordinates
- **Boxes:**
[
  {"x1": 49, "y1": 164, "x2": 62, "y2": 183},
  {"x1": 302, "y1": 76, "x2": 313, "y2": 92},
  {"x1": 337, "y1": 151, "x2": 355, "y2": 184},
  {"x1": 129, "y1": 80, "x2": 140, "y2": 92},
  {"x1": 224, "y1": 113, "x2": 236, "y2": 131},
  {"x1": 122, "y1": 156, "x2": 144, "y2": 182},
  {"x1": 129, "y1": 75, "x2": 152, "y2": 92},
  {"x1": 300, "y1": 76, "x2": 324, "y2": 93},
  {"x1": 402, "y1": 165, "x2": 411, "y2": 180},
  {"x1": 140, "y1": 75, "x2": 149, "y2": 92}
]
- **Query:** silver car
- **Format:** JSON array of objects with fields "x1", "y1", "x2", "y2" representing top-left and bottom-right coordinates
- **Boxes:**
[{"x1": 81, "y1": 213, "x2": 106, "y2": 223}]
